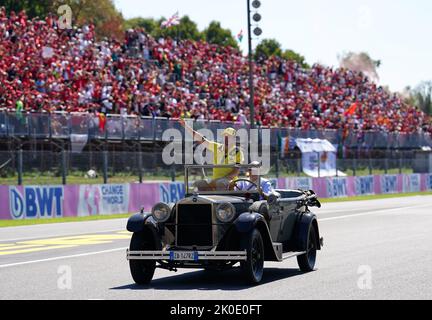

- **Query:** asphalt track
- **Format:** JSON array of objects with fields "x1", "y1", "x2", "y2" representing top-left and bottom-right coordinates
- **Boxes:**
[{"x1": 0, "y1": 196, "x2": 431, "y2": 300}]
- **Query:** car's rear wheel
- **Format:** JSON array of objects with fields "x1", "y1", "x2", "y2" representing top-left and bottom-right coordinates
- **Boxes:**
[
  {"x1": 240, "y1": 229, "x2": 265, "y2": 284},
  {"x1": 297, "y1": 225, "x2": 317, "y2": 272},
  {"x1": 129, "y1": 231, "x2": 156, "y2": 285}
]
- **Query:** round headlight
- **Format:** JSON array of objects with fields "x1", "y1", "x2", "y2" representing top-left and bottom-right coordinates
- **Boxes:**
[
  {"x1": 151, "y1": 203, "x2": 171, "y2": 223},
  {"x1": 216, "y1": 203, "x2": 236, "y2": 223}
]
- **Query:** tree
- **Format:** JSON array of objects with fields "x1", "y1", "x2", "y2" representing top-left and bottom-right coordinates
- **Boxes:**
[
  {"x1": 338, "y1": 52, "x2": 381, "y2": 82},
  {"x1": 51, "y1": 0, "x2": 125, "y2": 40},
  {"x1": 254, "y1": 39, "x2": 308, "y2": 67},
  {"x1": 281, "y1": 49, "x2": 309, "y2": 68},
  {"x1": 124, "y1": 17, "x2": 158, "y2": 34},
  {"x1": 0, "y1": 0, "x2": 52, "y2": 18},
  {"x1": 0, "y1": 0, "x2": 125, "y2": 39},
  {"x1": 254, "y1": 38, "x2": 283, "y2": 60},
  {"x1": 203, "y1": 21, "x2": 238, "y2": 49}
]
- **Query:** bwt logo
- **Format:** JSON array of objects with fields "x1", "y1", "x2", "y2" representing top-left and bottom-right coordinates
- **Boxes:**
[
  {"x1": 355, "y1": 176, "x2": 374, "y2": 195},
  {"x1": 9, "y1": 187, "x2": 64, "y2": 219},
  {"x1": 160, "y1": 183, "x2": 185, "y2": 203},
  {"x1": 381, "y1": 176, "x2": 397, "y2": 194},
  {"x1": 327, "y1": 178, "x2": 347, "y2": 198}
]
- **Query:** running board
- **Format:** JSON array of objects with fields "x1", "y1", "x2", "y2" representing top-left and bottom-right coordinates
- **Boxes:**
[
  {"x1": 272, "y1": 243, "x2": 306, "y2": 261},
  {"x1": 282, "y1": 251, "x2": 306, "y2": 260}
]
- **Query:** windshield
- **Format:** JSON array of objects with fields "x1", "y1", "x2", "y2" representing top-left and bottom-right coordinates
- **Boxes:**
[{"x1": 185, "y1": 165, "x2": 262, "y2": 195}]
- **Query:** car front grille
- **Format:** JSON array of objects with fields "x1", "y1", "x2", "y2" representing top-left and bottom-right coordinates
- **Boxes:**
[{"x1": 176, "y1": 204, "x2": 213, "y2": 247}]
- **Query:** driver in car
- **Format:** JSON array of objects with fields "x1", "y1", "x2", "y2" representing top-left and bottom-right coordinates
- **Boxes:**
[
  {"x1": 179, "y1": 119, "x2": 244, "y2": 191},
  {"x1": 231, "y1": 161, "x2": 275, "y2": 199}
]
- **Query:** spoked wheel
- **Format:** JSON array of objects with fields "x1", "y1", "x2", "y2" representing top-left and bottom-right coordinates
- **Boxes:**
[
  {"x1": 240, "y1": 229, "x2": 265, "y2": 284},
  {"x1": 129, "y1": 232, "x2": 156, "y2": 285},
  {"x1": 297, "y1": 225, "x2": 317, "y2": 272}
]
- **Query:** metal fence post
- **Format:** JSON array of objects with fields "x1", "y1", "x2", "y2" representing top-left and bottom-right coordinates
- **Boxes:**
[
  {"x1": 48, "y1": 113, "x2": 52, "y2": 139},
  {"x1": 297, "y1": 158, "x2": 301, "y2": 177},
  {"x1": 138, "y1": 149, "x2": 143, "y2": 184},
  {"x1": 17, "y1": 149, "x2": 23, "y2": 186},
  {"x1": 103, "y1": 150, "x2": 108, "y2": 184},
  {"x1": 368, "y1": 154, "x2": 373, "y2": 175},
  {"x1": 335, "y1": 157, "x2": 338, "y2": 177},
  {"x1": 399, "y1": 155, "x2": 403, "y2": 174},
  {"x1": 353, "y1": 158, "x2": 357, "y2": 176},
  {"x1": 5, "y1": 112, "x2": 9, "y2": 137},
  {"x1": 62, "y1": 150, "x2": 67, "y2": 185},
  {"x1": 275, "y1": 132, "x2": 280, "y2": 178},
  {"x1": 28, "y1": 113, "x2": 33, "y2": 138},
  {"x1": 385, "y1": 157, "x2": 389, "y2": 174},
  {"x1": 171, "y1": 166, "x2": 176, "y2": 182}
]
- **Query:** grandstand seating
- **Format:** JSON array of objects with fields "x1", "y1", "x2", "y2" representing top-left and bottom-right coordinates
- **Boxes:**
[{"x1": 0, "y1": 8, "x2": 430, "y2": 135}]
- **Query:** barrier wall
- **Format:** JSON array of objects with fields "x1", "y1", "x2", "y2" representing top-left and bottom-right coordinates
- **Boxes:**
[{"x1": 1, "y1": 174, "x2": 431, "y2": 220}]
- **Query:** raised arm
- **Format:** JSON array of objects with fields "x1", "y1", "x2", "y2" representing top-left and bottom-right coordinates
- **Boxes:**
[{"x1": 179, "y1": 119, "x2": 211, "y2": 148}]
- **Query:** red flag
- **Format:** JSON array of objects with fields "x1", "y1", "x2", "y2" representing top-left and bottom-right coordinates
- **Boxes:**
[
  {"x1": 345, "y1": 103, "x2": 359, "y2": 116},
  {"x1": 98, "y1": 113, "x2": 106, "y2": 132}
]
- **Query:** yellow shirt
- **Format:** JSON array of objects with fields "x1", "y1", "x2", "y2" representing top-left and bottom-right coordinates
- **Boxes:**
[{"x1": 205, "y1": 140, "x2": 244, "y2": 180}]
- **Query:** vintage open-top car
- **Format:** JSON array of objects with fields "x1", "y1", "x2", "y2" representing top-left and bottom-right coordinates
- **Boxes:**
[{"x1": 126, "y1": 163, "x2": 323, "y2": 284}]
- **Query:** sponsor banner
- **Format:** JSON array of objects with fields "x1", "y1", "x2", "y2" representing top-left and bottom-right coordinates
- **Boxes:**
[
  {"x1": 312, "y1": 178, "x2": 328, "y2": 198},
  {"x1": 275, "y1": 178, "x2": 286, "y2": 189},
  {"x1": 77, "y1": 184, "x2": 130, "y2": 216},
  {"x1": 1, "y1": 173, "x2": 431, "y2": 220},
  {"x1": 426, "y1": 174, "x2": 432, "y2": 191},
  {"x1": 8, "y1": 185, "x2": 65, "y2": 220},
  {"x1": 326, "y1": 177, "x2": 348, "y2": 198},
  {"x1": 285, "y1": 177, "x2": 313, "y2": 191},
  {"x1": 270, "y1": 178, "x2": 280, "y2": 190},
  {"x1": 128, "y1": 183, "x2": 159, "y2": 213},
  {"x1": 403, "y1": 174, "x2": 421, "y2": 193},
  {"x1": 0, "y1": 186, "x2": 10, "y2": 220},
  {"x1": 159, "y1": 182, "x2": 185, "y2": 203},
  {"x1": 63, "y1": 185, "x2": 80, "y2": 217},
  {"x1": 373, "y1": 175, "x2": 382, "y2": 195},
  {"x1": 354, "y1": 176, "x2": 375, "y2": 196},
  {"x1": 302, "y1": 152, "x2": 338, "y2": 178},
  {"x1": 295, "y1": 138, "x2": 343, "y2": 178},
  {"x1": 380, "y1": 175, "x2": 399, "y2": 194}
]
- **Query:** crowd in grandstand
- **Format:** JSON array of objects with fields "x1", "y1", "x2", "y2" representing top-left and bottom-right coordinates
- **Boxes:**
[{"x1": 0, "y1": 8, "x2": 430, "y2": 134}]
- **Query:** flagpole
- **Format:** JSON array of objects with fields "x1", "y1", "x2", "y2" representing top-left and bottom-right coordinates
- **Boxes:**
[{"x1": 247, "y1": 0, "x2": 255, "y2": 129}]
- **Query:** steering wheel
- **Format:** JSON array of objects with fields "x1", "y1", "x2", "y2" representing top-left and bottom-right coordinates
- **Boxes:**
[{"x1": 230, "y1": 179, "x2": 260, "y2": 192}]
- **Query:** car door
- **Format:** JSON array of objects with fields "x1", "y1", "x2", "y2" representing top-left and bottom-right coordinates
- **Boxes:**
[
  {"x1": 267, "y1": 203, "x2": 283, "y2": 241},
  {"x1": 275, "y1": 199, "x2": 298, "y2": 243}
]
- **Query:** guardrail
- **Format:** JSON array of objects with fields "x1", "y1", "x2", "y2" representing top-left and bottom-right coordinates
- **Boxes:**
[{"x1": 0, "y1": 111, "x2": 431, "y2": 149}]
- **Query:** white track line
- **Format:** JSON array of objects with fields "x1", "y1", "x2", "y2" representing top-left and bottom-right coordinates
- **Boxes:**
[
  {"x1": 0, "y1": 228, "x2": 125, "y2": 243},
  {"x1": 0, "y1": 247, "x2": 127, "y2": 269},
  {"x1": 319, "y1": 204, "x2": 430, "y2": 222}
]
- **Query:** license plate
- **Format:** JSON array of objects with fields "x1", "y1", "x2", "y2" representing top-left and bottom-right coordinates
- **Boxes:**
[{"x1": 169, "y1": 251, "x2": 198, "y2": 261}]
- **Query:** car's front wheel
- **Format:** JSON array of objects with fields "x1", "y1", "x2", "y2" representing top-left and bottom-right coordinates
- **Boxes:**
[
  {"x1": 240, "y1": 229, "x2": 265, "y2": 284},
  {"x1": 297, "y1": 224, "x2": 317, "y2": 272},
  {"x1": 129, "y1": 231, "x2": 156, "y2": 285}
]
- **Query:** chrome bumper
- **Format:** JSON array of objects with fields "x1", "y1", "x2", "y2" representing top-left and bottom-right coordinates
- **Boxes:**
[{"x1": 127, "y1": 250, "x2": 247, "y2": 261}]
